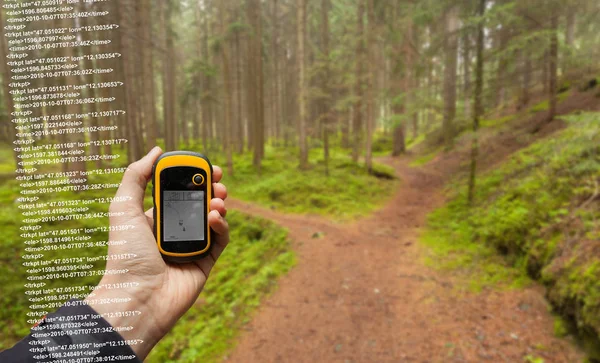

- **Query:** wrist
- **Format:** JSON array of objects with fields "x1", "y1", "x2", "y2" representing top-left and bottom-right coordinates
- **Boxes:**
[{"x1": 84, "y1": 278, "x2": 164, "y2": 361}]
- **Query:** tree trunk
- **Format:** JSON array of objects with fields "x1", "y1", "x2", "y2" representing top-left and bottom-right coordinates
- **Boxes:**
[
  {"x1": 468, "y1": 0, "x2": 485, "y2": 206},
  {"x1": 219, "y1": 1, "x2": 234, "y2": 176},
  {"x1": 547, "y1": 11, "x2": 559, "y2": 122},
  {"x1": 521, "y1": 47, "x2": 531, "y2": 109},
  {"x1": 463, "y1": 27, "x2": 471, "y2": 120},
  {"x1": 161, "y1": 0, "x2": 177, "y2": 151},
  {"x1": 407, "y1": 21, "x2": 418, "y2": 140},
  {"x1": 200, "y1": 7, "x2": 211, "y2": 152},
  {"x1": 351, "y1": 1, "x2": 365, "y2": 163},
  {"x1": 365, "y1": 0, "x2": 376, "y2": 173},
  {"x1": 62, "y1": 15, "x2": 88, "y2": 179},
  {"x1": 297, "y1": 0, "x2": 309, "y2": 169},
  {"x1": 542, "y1": 50, "x2": 549, "y2": 94},
  {"x1": 321, "y1": 0, "x2": 331, "y2": 176},
  {"x1": 247, "y1": 0, "x2": 264, "y2": 171},
  {"x1": 235, "y1": 23, "x2": 245, "y2": 153},
  {"x1": 391, "y1": 1, "x2": 406, "y2": 156},
  {"x1": 442, "y1": 6, "x2": 459, "y2": 150},
  {"x1": 141, "y1": 0, "x2": 157, "y2": 148}
]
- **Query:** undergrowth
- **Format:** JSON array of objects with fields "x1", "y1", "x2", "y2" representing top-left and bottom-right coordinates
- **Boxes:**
[
  {"x1": 147, "y1": 211, "x2": 295, "y2": 362},
  {"x1": 209, "y1": 145, "x2": 398, "y2": 220},
  {"x1": 0, "y1": 151, "x2": 295, "y2": 363},
  {"x1": 422, "y1": 112, "x2": 600, "y2": 357}
]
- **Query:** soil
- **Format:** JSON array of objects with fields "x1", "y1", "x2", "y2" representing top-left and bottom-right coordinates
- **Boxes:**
[{"x1": 223, "y1": 90, "x2": 597, "y2": 363}]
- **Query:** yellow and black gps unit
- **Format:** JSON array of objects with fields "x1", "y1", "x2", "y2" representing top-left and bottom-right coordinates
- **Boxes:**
[{"x1": 152, "y1": 151, "x2": 213, "y2": 263}]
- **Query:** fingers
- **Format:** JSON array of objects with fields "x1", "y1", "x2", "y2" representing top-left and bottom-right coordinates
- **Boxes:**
[
  {"x1": 195, "y1": 210, "x2": 229, "y2": 278},
  {"x1": 212, "y1": 165, "x2": 223, "y2": 184},
  {"x1": 208, "y1": 209, "x2": 229, "y2": 238},
  {"x1": 210, "y1": 198, "x2": 227, "y2": 217},
  {"x1": 111, "y1": 147, "x2": 163, "y2": 218},
  {"x1": 213, "y1": 182, "x2": 227, "y2": 201}
]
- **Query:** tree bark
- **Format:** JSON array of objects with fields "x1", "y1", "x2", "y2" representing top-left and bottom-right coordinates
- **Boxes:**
[
  {"x1": 442, "y1": 6, "x2": 459, "y2": 150},
  {"x1": 297, "y1": 0, "x2": 309, "y2": 169},
  {"x1": 219, "y1": 1, "x2": 234, "y2": 176},
  {"x1": 321, "y1": 0, "x2": 331, "y2": 176},
  {"x1": 547, "y1": 11, "x2": 559, "y2": 122},
  {"x1": 468, "y1": 0, "x2": 485, "y2": 206},
  {"x1": 521, "y1": 47, "x2": 531, "y2": 109},
  {"x1": 247, "y1": 0, "x2": 264, "y2": 171},
  {"x1": 201, "y1": 7, "x2": 212, "y2": 152},
  {"x1": 351, "y1": 1, "x2": 365, "y2": 163},
  {"x1": 141, "y1": 0, "x2": 157, "y2": 148},
  {"x1": 365, "y1": 0, "x2": 376, "y2": 173},
  {"x1": 463, "y1": 27, "x2": 471, "y2": 120},
  {"x1": 161, "y1": 0, "x2": 177, "y2": 151},
  {"x1": 391, "y1": 1, "x2": 406, "y2": 156}
]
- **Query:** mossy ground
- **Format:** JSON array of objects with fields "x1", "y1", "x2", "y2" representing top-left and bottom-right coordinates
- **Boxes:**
[
  {"x1": 0, "y1": 138, "x2": 394, "y2": 357},
  {"x1": 208, "y1": 144, "x2": 398, "y2": 221},
  {"x1": 421, "y1": 112, "x2": 600, "y2": 358},
  {"x1": 0, "y1": 144, "x2": 295, "y2": 363},
  {"x1": 146, "y1": 211, "x2": 295, "y2": 363},
  {"x1": 528, "y1": 90, "x2": 571, "y2": 114}
]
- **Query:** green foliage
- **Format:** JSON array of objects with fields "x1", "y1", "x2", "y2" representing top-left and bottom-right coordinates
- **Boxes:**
[
  {"x1": 410, "y1": 147, "x2": 442, "y2": 167},
  {"x1": 371, "y1": 134, "x2": 393, "y2": 155},
  {"x1": 480, "y1": 114, "x2": 516, "y2": 128},
  {"x1": 554, "y1": 316, "x2": 570, "y2": 338},
  {"x1": 0, "y1": 163, "x2": 131, "y2": 347},
  {"x1": 147, "y1": 211, "x2": 295, "y2": 363},
  {"x1": 0, "y1": 146, "x2": 16, "y2": 174},
  {"x1": 422, "y1": 198, "x2": 530, "y2": 293},
  {"x1": 0, "y1": 152, "x2": 295, "y2": 362},
  {"x1": 523, "y1": 355, "x2": 545, "y2": 363},
  {"x1": 211, "y1": 145, "x2": 398, "y2": 221},
  {"x1": 528, "y1": 91, "x2": 571, "y2": 113},
  {"x1": 423, "y1": 112, "x2": 600, "y2": 349}
]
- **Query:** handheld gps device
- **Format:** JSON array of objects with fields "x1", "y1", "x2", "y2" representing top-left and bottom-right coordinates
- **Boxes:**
[{"x1": 152, "y1": 151, "x2": 213, "y2": 263}]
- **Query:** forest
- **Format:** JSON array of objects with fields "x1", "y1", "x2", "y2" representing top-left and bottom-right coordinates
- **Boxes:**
[{"x1": 0, "y1": 0, "x2": 599, "y2": 362}]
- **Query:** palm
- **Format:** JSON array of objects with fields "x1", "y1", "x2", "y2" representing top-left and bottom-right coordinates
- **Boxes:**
[
  {"x1": 110, "y1": 207, "x2": 221, "y2": 332},
  {"x1": 104, "y1": 149, "x2": 228, "y2": 337},
  {"x1": 93, "y1": 148, "x2": 228, "y2": 360}
]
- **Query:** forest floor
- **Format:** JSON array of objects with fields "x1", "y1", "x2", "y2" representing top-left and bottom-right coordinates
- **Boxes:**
[{"x1": 222, "y1": 90, "x2": 599, "y2": 362}]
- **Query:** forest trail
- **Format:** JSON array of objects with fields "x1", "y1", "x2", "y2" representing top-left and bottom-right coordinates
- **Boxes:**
[{"x1": 224, "y1": 151, "x2": 584, "y2": 362}]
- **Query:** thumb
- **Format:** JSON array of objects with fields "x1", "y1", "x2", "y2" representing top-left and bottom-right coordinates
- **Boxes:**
[{"x1": 111, "y1": 147, "x2": 163, "y2": 218}]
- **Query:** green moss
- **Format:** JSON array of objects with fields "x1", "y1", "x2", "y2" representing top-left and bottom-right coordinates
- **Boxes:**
[
  {"x1": 407, "y1": 133, "x2": 426, "y2": 150},
  {"x1": 0, "y1": 146, "x2": 16, "y2": 174},
  {"x1": 524, "y1": 355, "x2": 545, "y2": 363},
  {"x1": 372, "y1": 134, "x2": 393, "y2": 156},
  {"x1": 211, "y1": 146, "x2": 398, "y2": 221},
  {"x1": 481, "y1": 114, "x2": 516, "y2": 128},
  {"x1": 410, "y1": 147, "x2": 442, "y2": 167},
  {"x1": 529, "y1": 91, "x2": 571, "y2": 114},
  {"x1": 422, "y1": 201, "x2": 530, "y2": 293},
  {"x1": 554, "y1": 316, "x2": 570, "y2": 338},
  {"x1": 422, "y1": 112, "x2": 600, "y2": 355},
  {"x1": 0, "y1": 154, "x2": 295, "y2": 361},
  {"x1": 147, "y1": 211, "x2": 295, "y2": 363}
]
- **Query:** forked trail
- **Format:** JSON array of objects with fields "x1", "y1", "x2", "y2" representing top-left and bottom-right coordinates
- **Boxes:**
[{"x1": 225, "y1": 155, "x2": 583, "y2": 362}]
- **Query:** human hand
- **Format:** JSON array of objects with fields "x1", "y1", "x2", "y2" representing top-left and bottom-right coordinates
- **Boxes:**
[{"x1": 84, "y1": 147, "x2": 229, "y2": 360}]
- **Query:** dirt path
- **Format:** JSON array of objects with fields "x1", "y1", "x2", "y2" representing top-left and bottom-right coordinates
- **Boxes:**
[{"x1": 224, "y1": 156, "x2": 583, "y2": 362}]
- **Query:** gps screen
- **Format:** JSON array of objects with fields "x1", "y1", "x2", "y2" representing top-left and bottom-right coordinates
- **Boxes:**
[{"x1": 163, "y1": 190, "x2": 205, "y2": 242}]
